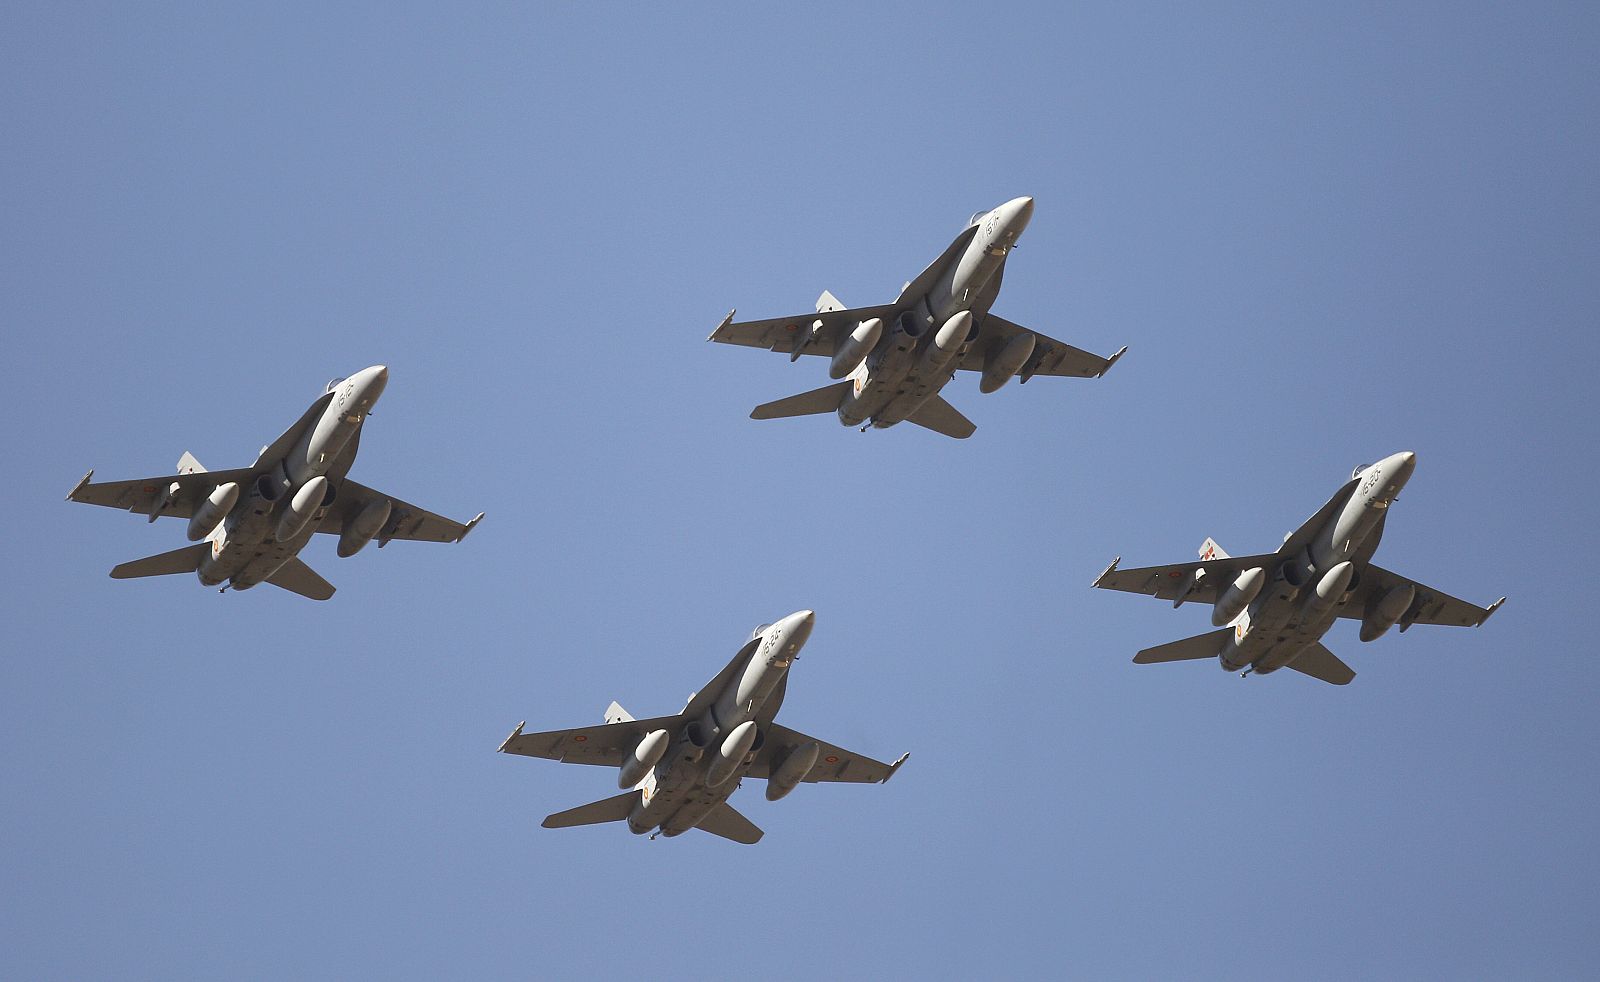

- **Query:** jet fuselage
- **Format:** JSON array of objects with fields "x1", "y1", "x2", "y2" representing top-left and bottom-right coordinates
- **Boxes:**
[
  {"x1": 626, "y1": 610, "x2": 813, "y2": 838},
  {"x1": 839, "y1": 197, "x2": 1034, "y2": 430},
  {"x1": 1219, "y1": 451, "x2": 1417, "y2": 675}
]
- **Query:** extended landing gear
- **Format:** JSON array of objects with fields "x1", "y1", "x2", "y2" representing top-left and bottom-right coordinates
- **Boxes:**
[
  {"x1": 1240, "y1": 667, "x2": 1255, "y2": 678},
  {"x1": 859, "y1": 423, "x2": 870, "y2": 433}
]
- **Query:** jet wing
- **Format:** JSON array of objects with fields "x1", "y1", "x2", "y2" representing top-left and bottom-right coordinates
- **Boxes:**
[
  {"x1": 957, "y1": 314, "x2": 1126, "y2": 380},
  {"x1": 1339, "y1": 564, "x2": 1505, "y2": 629},
  {"x1": 67, "y1": 467, "x2": 258, "y2": 520},
  {"x1": 497, "y1": 715, "x2": 683, "y2": 767},
  {"x1": 1092, "y1": 553, "x2": 1283, "y2": 605},
  {"x1": 747, "y1": 722, "x2": 907, "y2": 785},
  {"x1": 708, "y1": 303, "x2": 896, "y2": 358},
  {"x1": 317, "y1": 480, "x2": 482, "y2": 544}
]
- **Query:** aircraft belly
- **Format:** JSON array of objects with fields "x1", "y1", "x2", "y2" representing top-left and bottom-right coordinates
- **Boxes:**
[
  {"x1": 875, "y1": 369, "x2": 952, "y2": 426},
  {"x1": 635, "y1": 758, "x2": 739, "y2": 837},
  {"x1": 661, "y1": 765, "x2": 745, "y2": 837},
  {"x1": 631, "y1": 775, "x2": 685, "y2": 833},
  {"x1": 843, "y1": 358, "x2": 948, "y2": 428},
  {"x1": 1226, "y1": 595, "x2": 1340, "y2": 675},
  {"x1": 231, "y1": 521, "x2": 319, "y2": 589},
  {"x1": 200, "y1": 508, "x2": 270, "y2": 585},
  {"x1": 840, "y1": 371, "x2": 895, "y2": 426},
  {"x1": 1223, "y1": 597, "x2": 1295, "y2": 671}
]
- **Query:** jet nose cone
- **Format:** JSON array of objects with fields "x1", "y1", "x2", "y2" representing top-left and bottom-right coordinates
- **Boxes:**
[
  {"x1": 353, "y1": 364, "x2": 389, "y2": 403},
  {"x1": 1391, "y1": 450, "x2": 1416, "y2": 483},
  {"x1": 1000, "y1": 196, "x2": 1034, "y2": 235},
  {"x1": 775, "y1": 609, "x2": 815, "y2": 647}
]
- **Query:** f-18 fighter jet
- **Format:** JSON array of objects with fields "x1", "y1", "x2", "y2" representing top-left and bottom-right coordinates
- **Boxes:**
[
  {"x1": 1093, "y1": 452, "x2": 1503, "y2": 685},
  {"x1": 708, "y1": 197, "x2": 1125, "y2": 438},
  {"x1": 499, "y1": 610, "x2": 906, "y2": 844},
  {"x1": 68, "y1": 366, "x2": 482, "y2": 600}
]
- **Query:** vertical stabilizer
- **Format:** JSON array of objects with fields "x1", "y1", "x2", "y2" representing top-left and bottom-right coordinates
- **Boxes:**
[
  {"x1": 1198, "y1": 537, "x2": 1229, "y2": 561},
  {"x1": 177, "y1": 451, "x2": 206, "y2": 474},
  {"x1": 815, "y1": 290, "x2": 846, "y2": 313},
  {"x1": 604, "y1": 701, "x2": 635, "y2": 724}
]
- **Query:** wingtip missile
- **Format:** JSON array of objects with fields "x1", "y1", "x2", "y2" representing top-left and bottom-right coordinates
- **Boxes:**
[
  {"x1": 1092, "y1": 557, "x2": 1121, "y2": 589},
  {"x1": 883, "y1": 753, "x2": 910, "y2": 783},
  {"x1": 67, "y1": 470, "x2": 94, "y2": 501},
  {"x1": 456, "y1": 512, "x2": 485, "y2": 543},
  {"x1": 1096, "y1": 346, "x2": 1129, "y2": 378},
  {"x1": 707, "y1": 309, "x2": 735, "y2": 342},
  {"x1": 497, "y1": 721, "x2": 526, "y2": 753}
]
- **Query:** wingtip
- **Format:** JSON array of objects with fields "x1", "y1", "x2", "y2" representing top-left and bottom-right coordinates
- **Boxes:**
[
  {"x1": 67, "y1": 469, "x2": 94, "y2": 501},
  {"x1": 707, "y1": 309, "x2": 735, "y2": 342},
  {"x1": 883, "y1": 753, "x2": 910, "y2": 783},
  {"x1": 497, "y1": 721, "x2": 526, "y2": 753},
  {"x1": 456, "y1": 512, "x2": 485, "y2": 543},
  {"x1": 1092, "y1": 557, "x2": 1121, "y2": 588},
  {"x1": 1097, "y1": 345, "x2": 1128, "y2": 378},
  {"x1": 1479, "y1": 597, "x2": 1506, "y2": 626}
]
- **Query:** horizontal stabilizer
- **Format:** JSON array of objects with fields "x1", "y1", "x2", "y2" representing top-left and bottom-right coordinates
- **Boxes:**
[
  {"x1": 905, "y1": 395, "x2": 976, "y2": 439},
  {"x1": 110, "y1": 543, "x2": 208, "y2": 579},
  {"x1": 176, "y1": 451, "x2": 206, "y2": 474},
  {"x1": 265, "y1": 557, "x2": 336, "y2": 600},
  {"x1": 542, "y1": 791, "x2": 637, "y2": 830},
  {"x1": 1133, "y1": 628, "x2": 1231, "y2": 664},
  {"x1": 604, "y1": 701, "x2": 634, "y2": 724},
  {"x1": 696, "y1": 801, "x2": 764, "y2": 844},
  {"x1": 751, "y1": 381, "x2": 850, "y2": 420},
  {"x1": 1285, "y1": 643, "x2": 1356, "y2": 685}
]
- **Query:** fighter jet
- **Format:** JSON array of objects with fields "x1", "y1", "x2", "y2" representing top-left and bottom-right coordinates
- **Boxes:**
[
  {"x1": 708, "y1": 197, "x2": 1126, "y2": 438},
  {"x1": 67, "y1": 365, "x2": 483, "y2": 600},
  {"x1": 1092, "y1": 452, "x2": 1504, "y2": 684},
  {"x1": 499, "y1": 610, "x2": 907, "y2": 843}
]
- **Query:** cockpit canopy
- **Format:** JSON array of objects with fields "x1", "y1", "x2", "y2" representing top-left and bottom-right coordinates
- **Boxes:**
[
  {"x1": 966, "y1": 210, "x2": 989, "y2": 229},
  {"x1": 748, "y1": 623, "x2": 772, "y2": 642},
  {"x1": 1352, "y1": 463, "x2": 1372, "y2": 480},
  {"x1": 325, "y1": 377, "x2": 347, "y2": 394}
]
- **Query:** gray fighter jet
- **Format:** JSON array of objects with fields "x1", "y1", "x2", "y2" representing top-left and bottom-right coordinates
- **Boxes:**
[
  {"x1": 499, "y1": 610, "x2": 906, "y2": 843},
  {"x1": 708, "y1": 197, "x2": 1125, "y2": 438},
  {"x1": 68, "y1": 365, "x2": 482, "y2": 600},
  {"x1": 1093, "y1": 452, "x2": 1504, "y2": 684}
]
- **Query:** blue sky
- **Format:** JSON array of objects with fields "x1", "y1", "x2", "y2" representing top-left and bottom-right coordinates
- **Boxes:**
[{"x1": 3, "y1": 3, "x2": 1596, "y2": 978}]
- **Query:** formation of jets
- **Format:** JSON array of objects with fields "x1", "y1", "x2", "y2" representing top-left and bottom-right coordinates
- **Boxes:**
[{"x1": 67, "y1": 198, "x2": 1504, "y2": 842}]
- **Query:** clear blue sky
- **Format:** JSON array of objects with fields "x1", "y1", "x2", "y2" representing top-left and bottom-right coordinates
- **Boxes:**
[{"x1": 3, "y1": 3, "x2": 1596, "y2": 979}]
